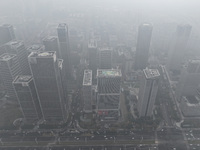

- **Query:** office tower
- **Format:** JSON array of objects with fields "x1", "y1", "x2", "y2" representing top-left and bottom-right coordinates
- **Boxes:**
[
  {"x1": 82, "y1": 70, "x2": 92, "y2": 113},
  {"x1": 13, "y1": 76, "x2": 42, "y2": 122},
  {"x1": 43, "y1": 36, "x2": 61, "y2": 58},
  {"x1": 176, "y1": 59, "x2": 200, "y2": 101},
  {"x1": 0, "y1": 53, "x2": 22, "y2": 100},
  {"x1": 88, "y1": 39, "x2": 98, "y2": 79},
  {"x1": 97, "y1": 69, "x2": 121, "y2": 121},
  {"x1": 4, "y1": 41, "x2": 31, "y2": 75},
  {"x1": 57, "y1": 23, "x2": 71, "y2": 78},
  {"x1": 134, "y1": 23, "x2": 153, "y2": 70},
  {"x1": 28, "y1": 51, "x2": 67, "y2": 122},
  {"x1": 57, "y1": 59, "x2": 68, "y2": 107},
  {"x1": 168, "y1": 24, "x2": 192, "y2": 72},
  {"x1": 0, "y1": 24, "x2": 16, "y2": 45},
  {"x1": 27, "y1": 44, "x2": 44, "y2": 54},
  {"x1": 99, "y1": 48, "x2": 113, "y2": 69},
  {"x1": 137, "y1": 68, "x2": 160, "y2": 117}
]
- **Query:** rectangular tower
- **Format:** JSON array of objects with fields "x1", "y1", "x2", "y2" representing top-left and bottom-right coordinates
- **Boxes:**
[
  {"x1": 82, "y1": 70, "x2": 92, "y2": 113},
  {"x1": 0, "y1": 24, "x2": 16, "y2": 45},
  {"x1": 99, "y1": 48, "x2": 112, "y2": 69},
  {"x1": 13, "y1": 75, "x2": 42, "y2": 122},
  {"x1": 28, "y1": 51, "x2": 67, "y2": 122},
  {"x1": 168, "y1": 24, "x2": 192, "y2": 72},
  {"x1": 88, "y1": 39, "x2": 98, "y2": 79},
  {"x1": 137, "y1": 68, "x2": 160, "y2": 117},
  {"x1": 5, "y1": 41, "x2": 31, "y2": 75},
  {"x1": 97, "y1": 69, "x2": 121, "y2": 121},
  {"x1": 134, "y1": 23, "x2": 153, "y2": 70},
  {"x1": 0, "y1": 53, "x2": 22, "y2": 100},
  {"x1": 43, "y1": 36, "x2": 61, "y2": 58},
  {"x1": 57, "y1": 23, "x2": 71, "y2": 78}
]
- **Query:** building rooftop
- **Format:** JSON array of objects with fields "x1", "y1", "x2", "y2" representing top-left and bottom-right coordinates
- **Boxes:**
[
  {"x1": 97, "y1": 69, "x2": 121, "y2": 77},
  {"x1": 0, "y1": 24, "x2": 13, "y2": 28},
  {"x1": 57, "y1": 23, "x2": 67, "y2": 29},
  {"x1": 6, "y1": 40, "x2": 23, "y2": 48},
  {"x1": 13, "y1": 75, "x2": 32, "y2": 83},
  {"x1": 27, "y1": 44, "x2": 44, "y2": 52},
  {"x1": 28, "y1": 51, "x2": 56, "y2": 58},
  {"x1": 88, "y1": 39, "x2": 97, "y2": 48},
  {"x1": 143, "y1": 68, "x2": 160, "y2": 79},
  {"x1": 0, "y1": 53, "x2": 16, "y2": 61},
  {"x1": 99, "y1": 47, "x2": 113, "y2": 51},
  {"x1": 43, "y1": 36, "x2": 57, "y2": 42},
  {"x1": 83, "y1": 70, "x2": 92, "y2": 86}
]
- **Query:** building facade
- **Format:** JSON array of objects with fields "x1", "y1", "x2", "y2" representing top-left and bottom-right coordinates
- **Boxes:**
[
  {"x1": 98, "y1": 48, "x2": 113, "y2": 69},
  {"x1": 82, "y1": 70, "x2": 92, "y2": 113},
  {"x1": 57, "y1": 23, "x2": 71, "y2": 79},
  {"x1": 168, "y1": 24, "x2": 192, "y2": 72},
  {"x1": 137, "y1": 68, "x2": 160, "y2": 117},
  {"x1": 0, "y1": 24, "x2": 15, "y2": 45},
  {"x1": 97, "y1": 69, "x2": 121, "y2": 121},
  {"x1": 43, "y1": 36, "x2": 61, "y2": 58},
  {"x1": 28, "y1": 51, "x2": 67, "y2": 122},
  {"x1": 13, "y1": 75, "x2": 42, "y2": 122},
  {"x1": 4, "y1": 41, "x2": 31, "y2": 75},
  {"x1": 0, "y1": 53, "x2": 22, "y2": 100},
  {"x1": 134, "y1": 23, "x2": 153, "y2": 70}
]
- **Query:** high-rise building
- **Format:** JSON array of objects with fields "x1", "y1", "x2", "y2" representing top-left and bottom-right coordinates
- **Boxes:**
[
  {"x1": 4, "y1": 41, "x2": 31, "y2": 75},
  {"x1": 0, "y1": 24, "x2": 16, "y2": 45},
  {"x1": 28, "y1": 51, "x2": 67, "y2": 122},
  {"x1": 134, "y1": 23, "x2": 153, "y2": 70},
  {"x1": 13, "y1": 75, "x2": 42, "y2": 122},
  {"x1": 97, "y1": 69, "x2": 121, "y2": 121},
  {"x1": 43, "y1": 36, "x2": 61, "y2": 58},
  {"x1": 168, "y1": 24, "x2": 192, "y2": 72},
  {"x1": 99, "y1": 48, "x2": 112, "y2": 69},
  {"x1": 137, "y1": 68, "x2": 160, "y2": 117},
  {"x1": 27, "y1": 44, "x2": 44, "y2": 54},
  {"x1": 0, "y1": 53, "x2": 22, "y2": 100},
  {"x1": 176, "y1": 59, "x2": 200, "y2": 101},
  {"x1": 88, "y1": 39, "x2": 98, "y2": 79},
  {"x1": 82, "y1": 70, "x2": 92, "y2": 113},
  {"x1": 57, "y1": 23, "x2": 71, "y2": 78}
]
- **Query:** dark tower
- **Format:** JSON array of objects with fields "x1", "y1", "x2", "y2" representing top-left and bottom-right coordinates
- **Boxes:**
[
  {"x1": 57, "y1": 23, "x2": 71, "y2": 79},
  {"x1": 13, "y1": 76, "x2": 42, "y2": 122},
  {"x1": 28, "y1": 51, "x2": 67, "y2": 122},
  {"x1": 0, "y1": 24, "x2": 16, "y2": 45},
  {"x1": 43, "y1": 36, "x2": 61, "y2": 58},
  {"x1": 134, "y1": 23, "x2": 153, "y2": 70}
]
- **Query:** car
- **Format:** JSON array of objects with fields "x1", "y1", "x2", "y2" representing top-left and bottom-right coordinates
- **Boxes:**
[{"x1": 132, "y1": 137, "x2": 134, "y2": 140}]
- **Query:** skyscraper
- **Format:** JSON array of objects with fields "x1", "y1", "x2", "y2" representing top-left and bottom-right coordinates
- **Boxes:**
[
  {"x1": 13, "y1": 75, "x2": 42, "y2": 122},
  {"x1": 176, "y1": 59, "x2": 200, "y2": 101},
  {"x1": 0, "y1": 24, "x2": 16, "y2": 45},
  {"x1": 0, "y1": 53, "x2": 22, "y2": 100},
  {"x1": 4, "y1": 41, "x2": 31, "y2": 75},
  {"x1": 43, "y1": 36, "x2": 61, "y2": 58},
  {"x1": 28, "y1": 51, "x2": 67, "y2": 122},
  {"x1": 134, "y1": 23, "x2": 153, "y2": 70},
  {"x1": 57, "y1": 23, "x2": 71, "y2": 78},
  {"x1": 98, "y1": 48, "x2": 112, "y2": 69},
  {"x1": 97, "y1": 69, "x2": 121, "y2": 121},
  {"x1": 88, "y1": 39, "x2": 98, "y2": 79},
  {"x1": 82, "y1": 70, "x2": 92, "y2": 113},
  {"x1": 168, "y1": 24, "x2": 192, "y2": 72},
  {"x1": 137, "y1": 68, "x2": 160, "y2": 117}
]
